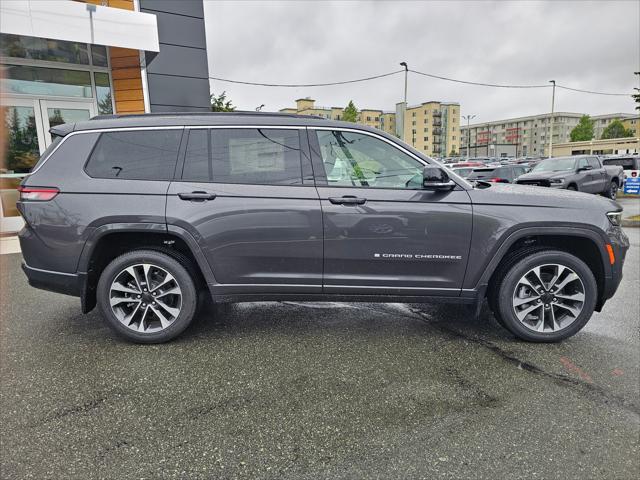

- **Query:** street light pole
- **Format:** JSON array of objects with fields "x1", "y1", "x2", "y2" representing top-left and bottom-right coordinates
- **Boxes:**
[
  {"x1": 400, "y1": 62, "x2": 408, "y2": 141},
  {"x1": 548, "y1": 80, "x2": 556, "y2": 158},
  {"x1": 462, "y1": 114, "x2": 476, "y2": 158}
]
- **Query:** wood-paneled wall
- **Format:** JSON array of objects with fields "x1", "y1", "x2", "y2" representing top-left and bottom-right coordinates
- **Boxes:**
[{"x1": 85, "y1": 0, "x2": 146, "y2": 114}]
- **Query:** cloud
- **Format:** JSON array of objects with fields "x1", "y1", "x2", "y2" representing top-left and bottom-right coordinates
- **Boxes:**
[{"x1": 203, "y1": 0, "x2": 639, "y2": 122}]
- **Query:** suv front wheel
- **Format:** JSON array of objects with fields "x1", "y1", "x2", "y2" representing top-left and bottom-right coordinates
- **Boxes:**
[
  {"x1": 492, "y1": 250, "x2": 597, "y2": 342},
  {"x1": 97, "y1": 250, "x2": 198, "y2": 343}
]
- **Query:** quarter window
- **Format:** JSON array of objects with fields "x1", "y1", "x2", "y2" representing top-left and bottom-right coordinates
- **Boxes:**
[
  {"x1": 182, "y1": 128, "x2": 304, "y2": 185},
  {"x1": 85, "y1": 130, "x2": 182, "y2": 180},
  {"x1": 316, "y1": 130, "x2": 424, "y2": 189}
]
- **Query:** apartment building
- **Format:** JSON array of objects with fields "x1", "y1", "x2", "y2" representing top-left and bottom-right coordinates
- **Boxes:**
[
  {"x1": 280, "y1": 98, "x2": 461, "y2": 157},
  {"x1": 621, "y1": 115, "x2": 640, "y2": 137},
  {"x1": 460, "y1": 112, "x2": 637, "y2": 157},
  {"x1": 403, "y1": 101, "x2": 460, "y2": 157}
]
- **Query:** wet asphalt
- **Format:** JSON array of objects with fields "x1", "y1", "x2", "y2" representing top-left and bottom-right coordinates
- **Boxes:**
[{"x1": 1, "y1": 228, "x2": 638, "y2": 480}]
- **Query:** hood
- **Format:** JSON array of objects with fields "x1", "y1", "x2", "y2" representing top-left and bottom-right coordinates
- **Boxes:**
[
  {"x1": 517, "y1": 170, "x2": 573, "y2": 181},
  {"x1": 467, "y1": 182, "x2": 620, "y2": 212}
]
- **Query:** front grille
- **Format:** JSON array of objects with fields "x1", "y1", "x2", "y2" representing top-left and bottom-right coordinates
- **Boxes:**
[{"x1": 517, "y1": 179, "x2": 550, "y2": 187}]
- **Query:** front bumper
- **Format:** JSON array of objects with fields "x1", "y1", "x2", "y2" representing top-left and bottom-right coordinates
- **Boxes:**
[{"x1": 600, "y1": 226, "x2": 629, "y2": 306}]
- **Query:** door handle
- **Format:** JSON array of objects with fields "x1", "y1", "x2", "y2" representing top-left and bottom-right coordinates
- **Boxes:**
[
  {"x1": 329, "y1": 196, "x2": 367, "y2": 205},
  {"x1": 178, "y1": 191, "x2": 217, "y2": 201}
]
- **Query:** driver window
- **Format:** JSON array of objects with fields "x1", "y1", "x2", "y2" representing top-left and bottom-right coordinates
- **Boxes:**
[
  {"x1": 316, "y1": 130, "x2": 423, "y2": 188},
  {"x1": 577, "y1": 158, "x2": 589, "y2": 169}
]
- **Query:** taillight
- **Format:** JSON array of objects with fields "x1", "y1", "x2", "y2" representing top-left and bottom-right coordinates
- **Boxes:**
[
  {"x1": 490, "y1": 177, "x2": 508, "y2": 183},
  {"x1": 18, "y1": 186, "x2": 59, "y2": 201}
]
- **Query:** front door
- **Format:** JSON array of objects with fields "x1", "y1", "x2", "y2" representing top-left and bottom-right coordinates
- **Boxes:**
[
  {"x1": 1, "y1": 97, "x2": 94, "y2": 233},
  {"x1": 166, "y1": 127, "x2": 323, "y2": 295},
  {"x1": 309, "y1": 128, "x2": 473, "y2": 296}
]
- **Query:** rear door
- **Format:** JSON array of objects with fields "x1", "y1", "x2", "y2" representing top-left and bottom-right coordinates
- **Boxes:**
[
  {"x1": 587, "y1": 156, "x2": 606, "y2": 192},
  {"x1": 166, "y1": 126, "x2": 323, "y2": 295},
  {"x1": 309, "y1": 128, "x2": 472, "y2": 296}
]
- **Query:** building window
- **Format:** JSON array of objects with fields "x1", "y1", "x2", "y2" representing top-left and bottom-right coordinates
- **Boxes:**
[
  {"x1": 3, "y1": 64, "x2": 92, "y2": 97},
  {"x1": 1, "y1": 33, "x2": 90, "y2": 65},
  {"x1": 94, "y1": 72, "x2": 113, "y2": 115}
]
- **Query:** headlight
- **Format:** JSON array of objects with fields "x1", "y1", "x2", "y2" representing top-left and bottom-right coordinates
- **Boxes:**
[
  {"x1": 607, "y1": 211, "x2": 622, "y2": 226},
  {"x1": 549, "y1": 178, "x2": 564, "y2": 184}
]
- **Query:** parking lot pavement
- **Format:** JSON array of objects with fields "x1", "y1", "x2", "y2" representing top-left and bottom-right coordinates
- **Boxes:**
[{"x1": 0, "y1": 229, "x2": 638, "y2": 480}]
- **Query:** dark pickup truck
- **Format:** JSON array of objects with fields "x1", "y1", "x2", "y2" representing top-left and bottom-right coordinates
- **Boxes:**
[{"x1": 516, "y1": 155, "x2": 623, "y2": 199}]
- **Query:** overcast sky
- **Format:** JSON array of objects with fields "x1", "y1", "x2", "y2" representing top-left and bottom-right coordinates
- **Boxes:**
[{"x1": 203, "y1": 0, "x2": 639, "y2": 124}]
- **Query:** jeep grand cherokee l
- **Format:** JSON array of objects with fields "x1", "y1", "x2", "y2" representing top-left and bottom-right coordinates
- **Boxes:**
[{"x1": 18, "y1": 113, "x2": 629, "y2": 343}]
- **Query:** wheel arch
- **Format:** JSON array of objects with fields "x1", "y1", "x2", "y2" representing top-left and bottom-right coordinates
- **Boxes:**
[
  {"x1": 469, "y1": 226, "x2": 611, "y2": 309},
  {"x1": 77, "y1": 223, "x2": 215, "y2": 313}
]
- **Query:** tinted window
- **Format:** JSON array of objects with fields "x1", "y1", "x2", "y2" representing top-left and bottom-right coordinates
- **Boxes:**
[
  {"x1": 602, "y1": 158, "x2": 638, "y2": 170},
  {"x1": 577, "y1": 157, "x2": 589, "y2": 170},
  {"x1": 588, "y1": 157, "x2": 600, "y2": 169},
  {"x1": 182, "y1": 128, "x2": 303, "y2": 185},
  {"x1": 183, "y1": 129, "x2": 210, "y2": 181},
  {"x1": 316, "y1": 130, "x2": 423, "y2": 188},
  {"x1": 86, "y1": 130, "x2": 181, "y2": 180}
]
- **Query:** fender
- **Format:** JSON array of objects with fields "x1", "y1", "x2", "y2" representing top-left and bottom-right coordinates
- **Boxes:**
[
  {"x1": 77, "y1": 222, "x2": 217, "y2": 285},
  {"x1": 461, "y1": 223, "x2": 612, "y2": 296}
]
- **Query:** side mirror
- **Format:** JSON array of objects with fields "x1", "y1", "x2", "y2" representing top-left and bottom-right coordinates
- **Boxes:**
[
  {"x1": 423, "y1": 166, "x2": 455, "y2": 191},
  {"x1": 577, "y1": 165, "x2": 592, "y2": 172}
]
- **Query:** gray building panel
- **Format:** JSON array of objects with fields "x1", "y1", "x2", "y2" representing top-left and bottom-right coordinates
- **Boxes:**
[
  {"x1": 139, "y1": 0, "x2": 204, "y2": 18},
  {"x1": 140, "y1": 0, "x2": 210, "y2": 113},
  {"x1": 153, "y1": 10, "x2": 207, "y2": 49},
  {"x1": 146, "y1": 75, "x2": 211, "y2": 109},
  {"x1": 146, "y1": 44, "x2": 209, "y2": 78}
]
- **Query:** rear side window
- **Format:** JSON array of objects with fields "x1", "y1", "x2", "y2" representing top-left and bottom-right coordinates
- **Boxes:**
[
  {"x1": 85, "y1": 129, "x2": 182, "y2": 180},
  {"x1": 587, "y1": 157, "x2": 600, "y2": 169},
  {"x1": 182, "y1": 128, "x2": 303, "y2": 185}
]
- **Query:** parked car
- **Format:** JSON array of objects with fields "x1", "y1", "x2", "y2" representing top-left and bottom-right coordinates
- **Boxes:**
[
  {"x1": 18, "y1": 112, "x2": 628, "y2": 343},
  {"x1": 467, "y1": 165, "x2": 530, "y2": 183},
  {"x1": 601, "y1": 155, "x2": 640, "y2": 184},
  {"x1": 449, "y1": 167, "x2": 475, "y2": 178},
  {"x1": 516, "y1": 155, "x2": 623, "y2": 199}
]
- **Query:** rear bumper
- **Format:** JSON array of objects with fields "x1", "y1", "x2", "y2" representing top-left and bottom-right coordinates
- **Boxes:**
[{"x1": 21, "y1": 262, "x2": 84, "y2": 297}]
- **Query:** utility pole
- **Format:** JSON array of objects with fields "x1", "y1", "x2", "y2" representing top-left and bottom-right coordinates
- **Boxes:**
[
  {"x1": 462, "y1": 114, "x2": 476, "y2": 158},
  {"x1": 400, "y1": 62, "x2": 408, "y2": 141},
  {"x1": 548, "y1": 80, "x2": 556, "y2": 158}
]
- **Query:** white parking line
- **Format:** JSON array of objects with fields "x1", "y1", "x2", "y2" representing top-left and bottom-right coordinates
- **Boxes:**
[{"x1": 0, "y1": 236, "x2": 21, "y2": 255}]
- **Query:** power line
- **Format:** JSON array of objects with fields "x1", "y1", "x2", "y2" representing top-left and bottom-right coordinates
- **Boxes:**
[
  {"x1": 209, "y1": 70, "x2": 404, "y2": 87},
  {"x1": 209, "y1": 69, "x2": 632, "y2": 96},
  {"x1": 555, "y1": 84, "x2": 630, "y2": 97},
  {"x1": 409, "y1": 69, "x2": 548, "y2": 89}
]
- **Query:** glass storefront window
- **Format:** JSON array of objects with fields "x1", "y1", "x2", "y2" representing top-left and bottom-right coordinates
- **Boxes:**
[
  {"x1": 94, "y1": 72, "x2": 113, "y2": 114},
  {"x1": 48, "y1": 108, "x2": 92, "y2": 128},
  {"x1": 91, "y1": 45, "x2": 108, "y2": 67},
  {"x1": 3, "y1": 106, "x2": 40, "y2": 175},
  {"x1": 0, "y1": 34, "x2": 90, "y2": 65},
  {"x1": 2, "y1": 65, "x2": 92, "y2": 98}
]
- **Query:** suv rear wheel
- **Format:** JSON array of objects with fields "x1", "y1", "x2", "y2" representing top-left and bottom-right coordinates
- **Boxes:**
[
  {"x1": 492, "y1": 250, "x2": 597, "y2": 342},
  {"x1": 97, "y1": 250, "x2": 198, "y2": 343}
]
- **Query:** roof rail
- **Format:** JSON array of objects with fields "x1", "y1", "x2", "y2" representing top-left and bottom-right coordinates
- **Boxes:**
[{"x1": 90, "y1": 111, "x2": 326, "y2": 121}]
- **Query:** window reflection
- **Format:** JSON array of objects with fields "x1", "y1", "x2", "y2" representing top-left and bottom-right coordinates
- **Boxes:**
[
  {"x1": 3, "y1": 106, "x2": 40, "y2": 174},
  {"x1": 3, "y1": 65, "x2": 92, "y2": 97},
  {"x1": 94, "y1": 72, "x2": 113, "y2": 114},
  {"x1": 0, "y1": 34, "x2": 90, "y2": 65}
]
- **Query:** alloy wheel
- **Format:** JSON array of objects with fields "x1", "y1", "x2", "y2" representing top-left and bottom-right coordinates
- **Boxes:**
[
  {"x1": 512, "y1": 263, "x2": 585, "y2": 333},
  {"x1": 109, "y1": 263, "x2": 182, "y2": 333}
]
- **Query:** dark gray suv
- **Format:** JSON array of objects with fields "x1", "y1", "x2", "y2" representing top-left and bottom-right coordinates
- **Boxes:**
[{"x1": 18, "y1": 112, "x2": 629, "y2": 343}]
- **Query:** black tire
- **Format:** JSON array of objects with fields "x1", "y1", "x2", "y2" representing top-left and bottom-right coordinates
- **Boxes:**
[
  {"x1": 567, "y1": 184, "x2": 578, "y2": 191},
  {"x1": 603, "y1": 180, "x2": 618, "y2": 200},
  {"x1": 97, "y1": 250, "x2": 198, "y2": 343},
  {"x1": 492, "y1": 250, "x2": 597, "y2": 342}
]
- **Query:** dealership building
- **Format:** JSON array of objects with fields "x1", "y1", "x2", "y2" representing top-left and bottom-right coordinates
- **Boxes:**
[{"x1": 0, "y1": 0, "x2": 211, "y2": 233}]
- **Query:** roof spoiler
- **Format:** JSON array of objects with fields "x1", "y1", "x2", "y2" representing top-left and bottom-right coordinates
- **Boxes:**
[{"x1": 49, "y1": 123, "x2": 75, "y2": 137}]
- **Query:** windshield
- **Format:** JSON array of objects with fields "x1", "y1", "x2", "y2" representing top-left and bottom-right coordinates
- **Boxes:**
[{"x1": 531, "y1": 158, "x2": 576, "y2": 172}]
